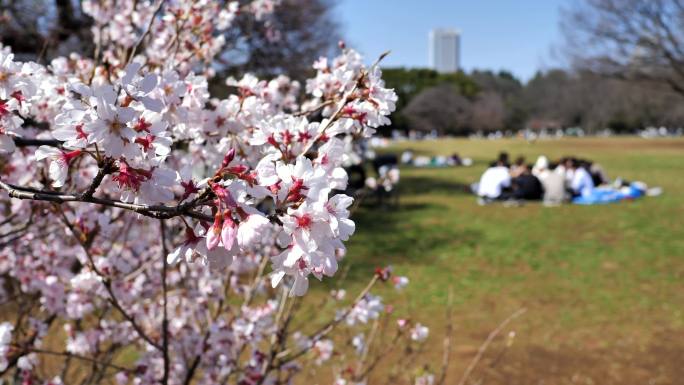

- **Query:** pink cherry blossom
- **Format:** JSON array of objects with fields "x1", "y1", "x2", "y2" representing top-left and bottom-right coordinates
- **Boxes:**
[{"x1": 0, "y1": 3, "x2": 440, "y2": 383}]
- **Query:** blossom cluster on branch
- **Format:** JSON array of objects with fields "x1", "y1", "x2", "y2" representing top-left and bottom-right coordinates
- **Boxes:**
[{"x1": 0, "y1": 1, "x2": 439, "y2": 384}]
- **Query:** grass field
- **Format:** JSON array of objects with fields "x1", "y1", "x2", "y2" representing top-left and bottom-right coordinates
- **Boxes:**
[{"x1": 332, "y1": 137, "x2": 684, "y2": 384}]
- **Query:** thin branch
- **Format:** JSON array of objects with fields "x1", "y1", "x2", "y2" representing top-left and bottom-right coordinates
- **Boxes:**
[
  {"x1": 125, "y1": 0, "x2": 165, "y2": 66},
  {"x1": 12, "y1": 137, "x2": 62, "y2": 148},
  {"x1": 25, "y1": 347, "x2": 132, "y2": 373},
  {"x1": 81, "y1": 160, "x2": 115, "y2": 200},
  {"x1": 255, "y1": 288, "x2": 291, "y2": 385},
  {"x1": 0, "y1": 179, "x2": 213, "y2": 222},
  {"x1": 277, "y1": 275, "x2": 380, "y2": 364},
  {"x1": 0, "y1": 315, "x2": 57, "y2": 376},
  {"x1": 357, "y1": 317, "x2": 380, "y2": 375},
  {"x1": 293, "y1": 100, "x2": 334, "y2": 117},
  {"x1": 456, "y1": 308, "x2": 527, "y2": 385},
  {"x1": 353, "y1": 328, "x2": 402, "y2": 381},
  {"x1": 56, "y1": 206, "x2": 163, "y2": 351}
]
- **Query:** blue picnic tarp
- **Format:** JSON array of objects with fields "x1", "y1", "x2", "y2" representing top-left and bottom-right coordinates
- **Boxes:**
[{"x1": 572, "y1": 183, "x2": 646, "y2": 205}]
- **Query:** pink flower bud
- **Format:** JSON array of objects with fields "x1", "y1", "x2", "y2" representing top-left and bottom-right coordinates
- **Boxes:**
[
  {"x1": 221, "y1": 148, "x2": 236, "y2": 168},
  {"x1": 206, "y1": 215, "x2": 222, "y2": 250},
  {"x1": 221, "y1": 215, "x2": 237, "y2": 251}
]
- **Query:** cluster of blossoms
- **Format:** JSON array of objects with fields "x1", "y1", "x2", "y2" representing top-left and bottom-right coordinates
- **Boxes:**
[
  {"x1": 0, "y1": 1, "x2": 442, "y2": 384},
  {"x1": 365, "y1": 165, "x2": 401, "y2": 192},
  {"x1": 0, "y1": 45, "x2": 39, "y2": 154}
]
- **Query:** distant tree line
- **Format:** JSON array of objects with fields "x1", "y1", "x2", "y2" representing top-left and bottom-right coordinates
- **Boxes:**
[{"x1": 380, "y1": 67, "x2": 684, "y2": 136}]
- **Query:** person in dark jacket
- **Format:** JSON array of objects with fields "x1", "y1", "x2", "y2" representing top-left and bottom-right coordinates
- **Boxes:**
[{"x1": 512, "y1": 164, "x2": 543, "y2": 200}]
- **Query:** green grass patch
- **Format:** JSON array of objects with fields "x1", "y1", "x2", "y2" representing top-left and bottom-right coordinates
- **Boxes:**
[{"x1": 324, "y1": 137, "x2": 684, "y2": 352}]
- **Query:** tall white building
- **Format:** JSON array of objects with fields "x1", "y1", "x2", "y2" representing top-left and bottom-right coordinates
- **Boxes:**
[{"x1": 429, "y1": 28, "x2": 461, "y2": 73}]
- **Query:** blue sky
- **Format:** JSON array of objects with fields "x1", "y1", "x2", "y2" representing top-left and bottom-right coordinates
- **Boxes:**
[{"x1": 334, "y1": 0, "x2": 570, "y2": 81}]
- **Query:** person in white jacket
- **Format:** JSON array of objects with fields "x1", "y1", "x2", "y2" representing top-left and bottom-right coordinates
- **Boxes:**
[{"x1": 477, "y1": 160, "x2": 512, "y2": 200}]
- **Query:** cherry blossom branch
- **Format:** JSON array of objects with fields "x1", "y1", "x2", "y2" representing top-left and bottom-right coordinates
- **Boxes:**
[
  {"x1": 0, "y1": 10, "x2": 402, "y2": 381},
  {"x1": 81, "y1": 159, "x2": 115, "y2": 200},
  {"x1": 0, "y1": 315, "x2": 57, "y2": 377},
  {"x1": 293, "y1": 100, "x2": 334, "y2": 117},
  {"x1": 0, "y1": 212, "x2": 34, "y2": 248},
  {"x1": 242, "y1": 256, "x2": 269, "y2": 307},
  {"x1": 276, "y1": 274, "x2": 380, "y2": 364},
  {"x1": 181, "y1": 308, "x2": 223, "y2": 385},
  {"x1": 257, "y1": 289, "x2": 299, "y2": 384},
  {"x1": 22, "y1": 347, "x2": 133, "y2": 373},
  {"x1": 56, "y1": 206, "x2": 164, "y2": 351},
  {"x1": 182, "y1": 344, "x2": 205, "y2": 385},
  {"x1": 12, "y1": 137, "x2": 62, "y2": 148},
  {"x1": 0, "y1": 212, "x2": 33, "y2": 240},
  {"x1": 125, "y1": 0, "x2": 165, "y2": 66},
  {"x1": 353, "y1": 327, "x2": 402, "y2": 381},
  {"x1": 356, "y1": 316, "x2": 380, "y2": 375},
  {"x1": 300, "y1": 90, "x2": 356, "y2": 156},
  {"x1": 0, "y1": 213, "x2": 17, "y2": 226},
  {"x1": 456, "y1": 308, "x2": 527, "y2": 385},
  {"x1": 300, "y1": 51, "x2": 389, "y2": 156},
  {"x1": 0, "y1": 179, "x2": 213, "y2": 222},
  {"x1": 181, "y1": 277, "x2": 231, "y2": 385}
]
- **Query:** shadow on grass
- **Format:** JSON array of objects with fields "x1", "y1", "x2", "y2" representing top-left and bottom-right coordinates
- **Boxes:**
[
  {"x1": 398, "y1": 175, "x2": 473, "y2": 196},
  {"x1": 340, "y1": 200, "x2": 484, "y2": 284}
]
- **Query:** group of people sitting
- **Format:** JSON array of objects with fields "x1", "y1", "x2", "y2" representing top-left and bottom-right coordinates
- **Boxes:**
[{"x1": 475, "y1": 152, "x2": 609, "y2": 205}]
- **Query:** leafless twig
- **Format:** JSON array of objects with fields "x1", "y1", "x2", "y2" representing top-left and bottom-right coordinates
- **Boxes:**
[
  {"x1": 457, "y1": 308, "x2": 527, "y2": 385},
  {"x1": 0, "y1": 179, "x2": 213, "y2": 222}
]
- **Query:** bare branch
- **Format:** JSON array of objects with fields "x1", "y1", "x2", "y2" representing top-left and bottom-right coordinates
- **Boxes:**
[
  {"x1": 56, "y1": 207, "x2": 164, "y2": 352},
  {"x1": 277, "y1": 275, "x2": 380, "y2": 364},
  {"x1": 457, "y1": 308, "x2": 527, "y2": 385},
  {"x1": 12, "y1": 137, "x2": 62, "y2": 148},
  {"x1": 0, "y1": 179, "x2": 213, "y2": 222},
  {"x1": 23, "y1": 347, "x2": 133, "y2": 373}
]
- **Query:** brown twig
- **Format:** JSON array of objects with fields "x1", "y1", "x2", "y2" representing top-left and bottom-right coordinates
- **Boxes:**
[
  {"x1": 125, "y1": 0, "x2": 165, "y2": 66},
  {"x1": 293, "y1": 100, "x2": 335, "y2": 117},
  {"x1": 81, "y1": 160, "x2": 114, "y2": 200},
  {"x1": 12, "y1": 137, "x2": 62, "y2": 148},
  {"x1": 277, "y1": 275, "x2": 380, "y2": 364},
  {"x1": 56, "y1": 206, "x2": 163, "y2": 351},
  {"x1": 24, "y1": 347, "x2": 132, "y2": 373},
  {"x1": 456, "y1": 308, "x2": 527, "y2": 385},
  {"x1": 0, "y1": 179, "x2": 213, "y2": 222}
]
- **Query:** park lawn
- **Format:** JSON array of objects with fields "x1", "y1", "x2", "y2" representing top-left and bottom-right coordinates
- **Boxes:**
[{"x1": 319, "y1": 137, "x2": 684, "y2": 384}]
